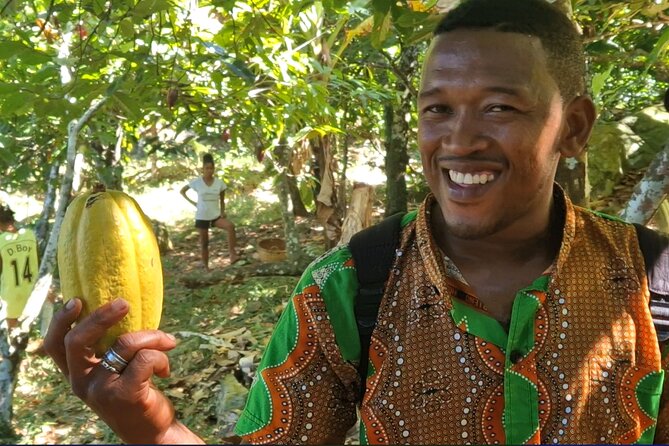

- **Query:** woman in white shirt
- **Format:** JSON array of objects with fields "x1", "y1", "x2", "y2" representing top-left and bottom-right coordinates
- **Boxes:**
[{"x1": 180, "y1": 153, "x2": 240, "y2": 270}]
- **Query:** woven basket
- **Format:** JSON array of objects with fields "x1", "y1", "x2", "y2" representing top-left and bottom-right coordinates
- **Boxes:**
[{"x1": 257, "y1": 238, "x2": 286, "y2": 262}]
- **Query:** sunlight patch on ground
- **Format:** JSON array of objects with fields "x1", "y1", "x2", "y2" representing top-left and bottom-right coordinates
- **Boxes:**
[
  {"x1": 1, "y1": 185, "x2": 195, "y2": 225},
  {"x1": 253, "y1": 188, "x2": 279, "y2": 203},
  {"x1": 252, "y1": 178, "x2": 279, "y2": 203},
  {"x1": 133, "y1": 184, "x2": 195, "y2": 223}
]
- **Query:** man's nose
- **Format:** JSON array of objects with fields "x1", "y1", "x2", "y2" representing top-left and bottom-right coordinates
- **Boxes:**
[{"x1": 440, "y1": 112, "x2": 487, "y2": 155}]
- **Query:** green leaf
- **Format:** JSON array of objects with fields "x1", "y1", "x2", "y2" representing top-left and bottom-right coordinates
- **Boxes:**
[
  {"x1": 591, "y1": 65, "x2": 613, "y2": 99},
  {"x1": 133, "y1": 0, "x2": 172, "y2": 18},
  {"x1": 0, "y1": 93, "x2": 34, "y2": 116},
  {"x1": 113, "y1": 91, "x2": 143, "y2": 121},
  {"x1": 92, "y1": 0, "x2": 107, "y2": 15},
  {"x1": 0, "y1": 41, "x2": 27, "y2": 59},
  {"x1": 371, "y1": 0, "x2": 392, "y2": 14},
  {"x1": 119, "y1": 17, "x2": 135, "y2": 39},
  {"x1": 0, "y1": 40, "x2": 52, "y2": 65},
  {"x1": 223, "y1": 59, "x2": 255, "y2": 83},
  {"x1": 30, "y1": 65, "x2": 59, "y2": 84},
  {"x1": 371, "y1": 12, "x2": 392, "y2": 49},
  {"x1": 646, "y1": 27, "x2": 669, "y2": 70},
  {"x1": 0, "y1": 83, "x2": 21, "y2": 94}
]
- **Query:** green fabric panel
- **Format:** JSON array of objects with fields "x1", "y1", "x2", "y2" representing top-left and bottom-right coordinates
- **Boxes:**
[
  {"x1": 507, "y1": 291, "x2": 539, "y2": 364},
  {"x1": 635, "y1": 370, "x2": 664, "y2": 444},
  {"x1": 318, "y1": 246, "x2": 360, "y2": 361},
  {"x1": 367, "y1": 360, "x2": 376, "y2": 378},
  {"x1": 638, "y1": 425, "x2": 658, "y2": 445},
  {"x1": 501, "y1": 275, "x2": 548, "y2": 444},
  {"x1": 450, "y1": 298, "x2": 508, "y2": 348},
  {"x1": 526, "y1": 273, "x2": 550, "y2": 293},
  {"x1": 401, "y1": 210, "x2": 418, "y2": 226},
  {"x1": 587, "y1": 208, "x2": 626, "y2": 223},
  {"x1": 504, "y1": 369, "x2": 539, "y2": 444},
  {"x1": 360, "y1": 419, "x2": 369, "y2": 445},
  {"x1": 234, "y1": 300, "x2": 299, "y2": 435}
]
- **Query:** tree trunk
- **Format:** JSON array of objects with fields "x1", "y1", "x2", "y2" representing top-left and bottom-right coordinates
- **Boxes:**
[
  {"x1": 34, "y1": 162, "x2": 60, "y2": 258},
  {"x1": 337, "y1": 117, "x2": 351, "y2": 221},
  {"x1": 385, "y1": 44, "x2": 418, "y2": 216},
  {"x1": 619, "y1": 142, "x2": 669, "y2": 225},
  {"x1": 555, "y1": 153, "x2": 589, "y2": 207},
  {"x1": 312, "y1": 136, "x2": 341, "y2": 248},
  {"x1": 0, "y1": 97, "x2": 107, "y2": 435},
  {"x1": 0, "y1": 321, "x2": 17, "y2": 438},
  {"x1": 339, "y1": 183, "x2": 374, "y2": 245},
  {"x1": 92, "y1": 141, "x2": 124, "y2": 191},
  {"x1": 286, "y1": 174, "x2": 309, "y2": 218},
  {"x1": 276, "y1": 141, "x2": 309, "y2": 271}
]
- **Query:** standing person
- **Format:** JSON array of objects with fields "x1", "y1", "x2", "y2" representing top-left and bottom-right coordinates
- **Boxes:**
[
  {"x1": 44, "y1": 0, "x2": 669, "y2": 444},
  {"x1": 0, "y1": 204, "x2": 39, "y2": 329},
  {"x1": 180, "y1": 153, "x2": 240, "y2": 270}
]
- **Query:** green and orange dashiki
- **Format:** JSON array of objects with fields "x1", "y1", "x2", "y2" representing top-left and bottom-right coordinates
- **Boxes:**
[{"x1": 235, "y1": 190, "x2": 666, "y2": 444}]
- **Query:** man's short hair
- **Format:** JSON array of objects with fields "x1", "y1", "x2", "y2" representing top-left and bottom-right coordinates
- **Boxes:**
[
  {"x1": 434, "y1": 0, "x2": 586, "y2": 101},
  {"x1": 202, "y1": 153, "x2": 214, "y2": 166},
  {"x1": 0, "y1": 204, "x2": 15, "y2": 225}
]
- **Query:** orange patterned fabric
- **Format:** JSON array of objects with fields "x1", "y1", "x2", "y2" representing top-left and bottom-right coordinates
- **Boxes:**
[{"x1": 236, "y1": 190, "x2": 665, "y2": 444}]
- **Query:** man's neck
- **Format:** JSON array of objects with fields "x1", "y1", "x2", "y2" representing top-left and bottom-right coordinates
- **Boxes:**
[
  {"x1": 432, "y1": 199, "x2": 563, "y2": 269},
  {"x1": 430, "y1": 197, "x2": 564, "y2": 326}
]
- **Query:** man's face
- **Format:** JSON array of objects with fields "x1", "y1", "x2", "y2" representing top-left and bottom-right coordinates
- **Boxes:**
[
  {"x1": 202, "y1": 162, "x2": 215, "y2": 180},
  {"x1": 418, "y1": 30, "x2": 572, "y2": 240}
]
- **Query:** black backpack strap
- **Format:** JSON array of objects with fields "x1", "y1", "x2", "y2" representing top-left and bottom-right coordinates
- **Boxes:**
[
  {"x1": 349, "y1": 212, "x2": 404, "y2": 400},
  {"x1": 633, "y1": 223, "x2": 669, "y2": 341}
]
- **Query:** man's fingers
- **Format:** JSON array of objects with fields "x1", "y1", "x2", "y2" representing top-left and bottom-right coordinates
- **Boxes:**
[
  {"x1": 93, "y1": 330, "x2": 176, "y2": 379},
  {"x1": 65, "y1": 298, "x2": 130, "y2": 380},
  {"x1": 123, "y1": 349, "x2": 173, "y2": 383},
  {"x1": 44, "y1": 298, "x2": 83, "y2": 377},
  {"x1": 111, "y1": 330, "x2": 177, "y2": 364}
]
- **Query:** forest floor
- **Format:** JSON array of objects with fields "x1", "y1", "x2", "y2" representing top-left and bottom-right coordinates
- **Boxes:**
[
  {"x1": 10, "y1": 206, "x2": 315, "y2": 444},
  {"x1": 3, "y1": 157, "x2": 660, "y2": 444},
  {"x1": 5, "y1": 148, "x2": 389, "y2": 444}
]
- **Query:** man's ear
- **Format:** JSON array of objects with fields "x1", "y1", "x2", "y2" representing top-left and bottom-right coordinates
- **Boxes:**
[{"x1": 559, "y1": 95, "x2": 597, "y2": 158}]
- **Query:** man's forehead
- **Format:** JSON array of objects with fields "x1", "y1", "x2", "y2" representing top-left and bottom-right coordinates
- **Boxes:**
[
  {"x1": 419, "y1": 30, "x2": 555, "y2": 98},
  {"x1": 427, "y1": 29, "x2": 546, "y2": 61}
]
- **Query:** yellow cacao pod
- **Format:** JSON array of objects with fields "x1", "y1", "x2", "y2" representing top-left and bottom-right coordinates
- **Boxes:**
[{"x1": 57, "y1": 184, "x2": 163, "y2": 355}]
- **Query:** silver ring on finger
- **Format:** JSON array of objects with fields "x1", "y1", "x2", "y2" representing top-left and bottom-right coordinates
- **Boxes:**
[{"x1": 100, "y1": 347, "x2": 129, "y2": 374}]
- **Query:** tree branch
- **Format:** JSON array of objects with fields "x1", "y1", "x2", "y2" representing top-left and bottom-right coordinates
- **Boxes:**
[
  {"x1": 0, "y1": 0, "x2": 14, "y2": 16},
  {"x1": 379, "y1": 48, "x2": 418, "y2": 98},
  {"x1": 34, "y1": 0, "x2": 55, "y2": 38}
]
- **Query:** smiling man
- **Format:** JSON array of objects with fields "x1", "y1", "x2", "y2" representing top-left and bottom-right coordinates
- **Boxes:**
[{"x1": 44, "y1": 0, "x2": 669, "y2": 444}]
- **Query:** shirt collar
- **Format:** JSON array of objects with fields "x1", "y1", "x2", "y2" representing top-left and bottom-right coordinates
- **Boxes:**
[{"x1": 413, "y1": 184, "x2": 576, "y2": 308}]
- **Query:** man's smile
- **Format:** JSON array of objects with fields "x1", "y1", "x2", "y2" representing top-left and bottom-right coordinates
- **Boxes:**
[{"x1": 447, "y1": 169, "x2": 496, "y2": 185}]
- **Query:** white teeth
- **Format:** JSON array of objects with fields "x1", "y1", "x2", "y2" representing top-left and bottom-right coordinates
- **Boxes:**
[
  {"x1": 448, "y1": 170, "x2": 463, "y2": 184},
  {"x1": 448, "y1": 170, "x2": 495, "y2": 186}
]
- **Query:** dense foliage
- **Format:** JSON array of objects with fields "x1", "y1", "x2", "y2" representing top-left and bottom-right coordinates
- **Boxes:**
[{"x1": 2, "y1": 1, "x2": 664, "y2": 197}]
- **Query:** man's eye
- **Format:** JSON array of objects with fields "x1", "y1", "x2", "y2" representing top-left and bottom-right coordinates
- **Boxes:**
[
  {"x1": 487, "y1": 104, "x2": 515, "y2": 112},
  {"x1": 424, "y1": 105, "x2": 452, "y2": 114}
]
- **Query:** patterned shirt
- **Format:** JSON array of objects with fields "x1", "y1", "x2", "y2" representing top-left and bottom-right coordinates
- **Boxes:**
[{"x1": 235, "y1": 190, "x2": 666, "y2": 444}]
